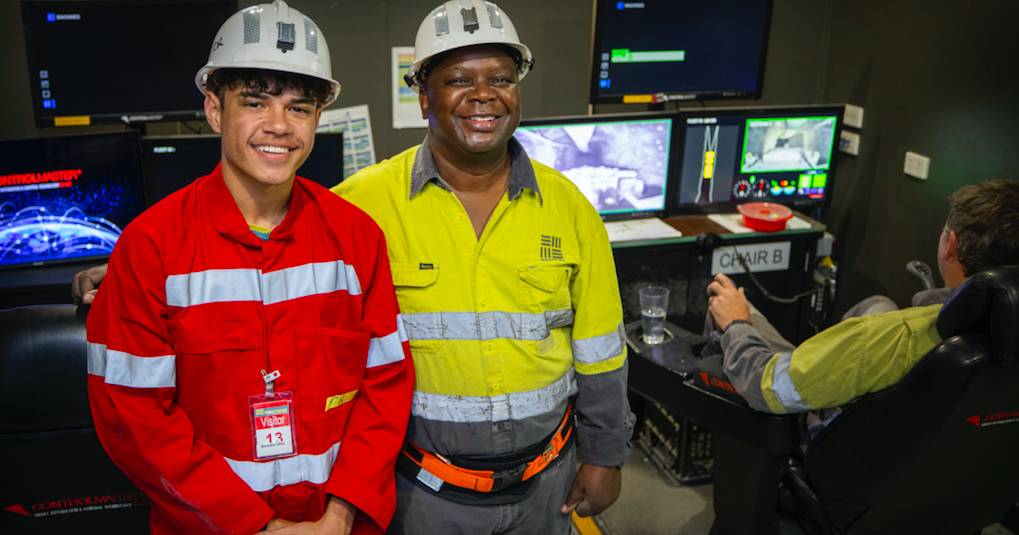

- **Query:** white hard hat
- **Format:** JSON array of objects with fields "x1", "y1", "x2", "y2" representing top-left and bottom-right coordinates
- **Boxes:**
[
  {"x1": 405, "y1": 0, "x2": 534, "y2": 90},
  {"x1": 195, "y1": 0, "x2": 340, "y2": 106}
]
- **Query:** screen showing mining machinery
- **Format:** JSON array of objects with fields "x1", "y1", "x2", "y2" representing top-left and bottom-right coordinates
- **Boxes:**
[
  {"x1": 676, "y1": 112, "x2": 837, "y2": 206},
  {"x1": 142, "y1": 133, "x2": 344, "y2": 203},
  {"x1": 515, "y1": 117, "x2": 673, "y2": 217},
  {"x1": 590, "y1": 0, "x2": 772, "y2": 103},
  {"x1": 0, "y1": 132, "x2": 146, "y2": 268},
  {"x1": 21, "y1": 1, "x2": 235, "y2": 127}
]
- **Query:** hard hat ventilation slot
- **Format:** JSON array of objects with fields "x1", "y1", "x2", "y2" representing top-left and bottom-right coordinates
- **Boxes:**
[
  {"x1": 277, "y1": 21, "x2": 296, "y2": 53},
  {"x1": 484, "y1": 2, "x2": 503, "y2": 29},
  {"x1": 304, "y1": 17, "x2": 318, "y2": 54},
  {"x1": 243, "y1": 11, "x2": 261, "y2": 44},
  {"x1": 432, "y1": 8, "x2": 449, "y2": 36},
  {"x1": 460, "y1": 6, "x2": 480, "y2": 33}
]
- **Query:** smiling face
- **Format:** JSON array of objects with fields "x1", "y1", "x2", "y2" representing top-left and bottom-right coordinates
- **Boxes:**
[
  {"x1": 419, "y1": 45, "x2": 521, "y2": 161},
  {"x1": 204, "y1": 84, "x2": 321, "y2": 188}
]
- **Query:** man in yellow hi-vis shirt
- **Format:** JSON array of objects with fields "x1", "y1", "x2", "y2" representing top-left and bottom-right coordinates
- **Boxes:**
[{"x1": 335, "y1": 2, "x2": 632, "y2": 533}]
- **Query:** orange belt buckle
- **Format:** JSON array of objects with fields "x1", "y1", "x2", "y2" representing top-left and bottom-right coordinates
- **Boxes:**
[{"x1": 541, "y1": 440, "x2": 556, "y2": 462}]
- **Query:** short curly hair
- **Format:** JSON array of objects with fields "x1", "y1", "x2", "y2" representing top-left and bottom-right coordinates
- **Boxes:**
[
  {"x1": 946, "y1": 179, "x2": 1019, "y2": 275},
  {"x1": 205, "y1": 68, "x2": 333, "y2": 107}
]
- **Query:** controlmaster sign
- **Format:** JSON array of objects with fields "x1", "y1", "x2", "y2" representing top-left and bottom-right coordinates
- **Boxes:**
[{"x1": 711, "y1": 242, "x2": 791, "y2": 275}]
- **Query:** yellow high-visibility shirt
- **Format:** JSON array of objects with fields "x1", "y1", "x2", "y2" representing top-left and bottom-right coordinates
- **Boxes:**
[
  {"x1": 720, "y1": 304, "x2": 944, "y2": 415},
  {"x1": 334, "y1": 141, "x2": 632, "y2": 464},
  {"x1": 759, "y1": 304, "x2": 943, "y2": 413}
]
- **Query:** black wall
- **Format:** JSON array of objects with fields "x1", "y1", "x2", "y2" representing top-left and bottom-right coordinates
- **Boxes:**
[
  {"x1": 2, "y1": 0, "x2": 1016, "y2": 310},
  {"x1": 821, "y1": 1, "x2": 1019, "y2": 311},
  {"x1": 0, "y1": 0, "x2": 598, "y2": 156},
  {"x1": 0, "y1": 0, "x2": 834, "y2": 151}
]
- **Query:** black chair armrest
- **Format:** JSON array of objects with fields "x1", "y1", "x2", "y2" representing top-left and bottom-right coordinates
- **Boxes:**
[
  {"x1": 628, "y1": 351, "x2": 801, "y2": 455},
  {"x1": 690, "y1": 353, "x2": 754, "y2": 405}
]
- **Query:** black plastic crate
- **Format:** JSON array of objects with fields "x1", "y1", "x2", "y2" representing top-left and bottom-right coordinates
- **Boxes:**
[{"x1": 635, "y1": 399, "x2": 713, "y2": 485}]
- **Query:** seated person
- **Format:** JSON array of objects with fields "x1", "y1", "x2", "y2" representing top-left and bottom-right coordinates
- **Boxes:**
[{"x1": 705, "y1": 179, "x2": 1019, "y2": 414}]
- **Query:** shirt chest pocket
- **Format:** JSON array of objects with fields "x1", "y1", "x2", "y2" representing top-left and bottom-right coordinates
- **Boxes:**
[
  {"x1": 295, "y1": 327, "x2": 370, "y2": 423},
  {"x1": 172, "y1": 324, "x2": 260, "y2": 433},
  {"x1": 518, "y1": 264, "x2": 574, "y2": 312},
  {"x1": 391, "y1": 262, "x2": 439, "y2": 309}
]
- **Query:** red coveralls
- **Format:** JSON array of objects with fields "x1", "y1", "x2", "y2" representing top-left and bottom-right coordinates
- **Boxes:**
[{"x1": 87, "y1": 166, "x2": 414, "y2": 534}]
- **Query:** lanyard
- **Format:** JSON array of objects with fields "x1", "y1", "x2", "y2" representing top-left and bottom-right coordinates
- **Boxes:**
[{"x1": 261, "y1": 369, "x2": 281, "y2": 398}]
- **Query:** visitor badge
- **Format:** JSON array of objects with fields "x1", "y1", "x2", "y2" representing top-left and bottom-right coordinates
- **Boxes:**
[{"x1": 249, "y1": 392, "x2": 297, "y2": 460}]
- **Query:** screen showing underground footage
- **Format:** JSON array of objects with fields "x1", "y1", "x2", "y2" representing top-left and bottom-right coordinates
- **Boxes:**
[
  {"x1": 0, "y1": 132, "x2": 146, "y2": 268},
  {"x1": 515, "y1": 117, "x2": 673, "y2": 217},
  {"x1": 676, "y1": 112, "x2": 838, "y2": 206},
  {"x1": 590, "y1": 0, "x2": 772, "y2": 103}
]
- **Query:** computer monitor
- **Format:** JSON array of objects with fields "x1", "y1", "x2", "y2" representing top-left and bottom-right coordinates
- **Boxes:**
[
  {"x1": 142, "y1": 133, "x2": 344, "y2": 204},
  {"x1": 673, "y1": 106, "x2": 842, "y2": 208},
  {"x1": 590, "y1": 0, "x2": 772, "y2": 104},
  {"x1": 21, "y1": 0, "x2": 236, "y2": 127},
  {"x1": 0, "y1": 132, "x2": 146, "y2": 269},
  {"x1": 515, "y1": 113, "x2": 675, "y2": 219}
]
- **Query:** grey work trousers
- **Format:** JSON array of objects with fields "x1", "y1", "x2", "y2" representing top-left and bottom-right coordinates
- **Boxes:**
[{"x1": 387, "y1": 446, "x2": 577, "y2": 535}]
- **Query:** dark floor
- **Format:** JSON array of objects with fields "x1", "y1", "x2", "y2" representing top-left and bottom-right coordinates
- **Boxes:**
[
  {"x1": 595, "y1": 448, "x2": 714, "y2": 535},
  {"x1": 592, "y1": 449, "x2": 1015, "y2": 535}
]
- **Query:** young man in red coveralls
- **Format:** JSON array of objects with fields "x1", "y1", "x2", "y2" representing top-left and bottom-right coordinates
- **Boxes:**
[{"x1": 85, "y1": 2, "x2": 413, "y2": 534}]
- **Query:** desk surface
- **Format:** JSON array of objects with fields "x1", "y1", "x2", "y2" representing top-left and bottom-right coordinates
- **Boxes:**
[{"x1": 610, "y1": 212, "x2": 826, "y2": 249}]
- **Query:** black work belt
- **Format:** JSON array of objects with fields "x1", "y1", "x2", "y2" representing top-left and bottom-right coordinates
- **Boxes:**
[{"x1": 397, "y1": 406, "x2": 575, "y2": 501}]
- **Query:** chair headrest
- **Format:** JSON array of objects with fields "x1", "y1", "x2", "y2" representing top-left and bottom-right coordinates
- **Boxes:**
[
  {"x1": 937, "y1": 266, "x2": 1019, "y2": 367},
  {"x1": 0, "y1": 304, "x2": 91, "y2": 432}
]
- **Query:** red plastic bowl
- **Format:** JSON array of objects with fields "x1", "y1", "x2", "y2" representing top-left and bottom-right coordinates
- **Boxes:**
[{"x1": 737, "y1": 202, "x2": 793, "y2": 232}]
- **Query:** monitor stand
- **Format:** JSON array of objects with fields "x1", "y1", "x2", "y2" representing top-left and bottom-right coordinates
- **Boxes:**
[{"x1": 0, "y1": 261, "x2": 103, "y2": 309}]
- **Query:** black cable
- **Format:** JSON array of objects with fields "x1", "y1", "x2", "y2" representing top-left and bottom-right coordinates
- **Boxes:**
[{"x1": 731, "y1": 245, "x2": 819, "y2": 304}]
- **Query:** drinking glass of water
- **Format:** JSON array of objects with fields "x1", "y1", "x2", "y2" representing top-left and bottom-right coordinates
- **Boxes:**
[{"x1": 639, "y1": 286, "x2": 670, "y2": 344}]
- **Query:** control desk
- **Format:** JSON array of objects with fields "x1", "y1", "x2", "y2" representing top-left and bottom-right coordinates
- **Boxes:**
[{"x1": 611, "y1": 211, "x2": 826, "y2": 346}]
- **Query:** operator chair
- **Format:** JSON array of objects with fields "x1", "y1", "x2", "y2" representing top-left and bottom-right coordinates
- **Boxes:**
[
  {"x1": 0, "y1": 305, "x2": 149, "y2": 534},
  {"x1": 692, "y1": 266, "x2": 1019, "y2": 535}
]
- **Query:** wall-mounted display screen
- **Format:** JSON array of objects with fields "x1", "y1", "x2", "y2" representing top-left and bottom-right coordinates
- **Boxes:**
[
  {"x1": 516, "y1": 115, "x2": 674, "y2": 218},
  {"x1": 142, "y1": 133, "x2": 344, "y2": 204},
  {"x1": 675, "y1": 107, "x2": 841, "y2": 207},
  {"x1": 21, "y1": 0, "x2": 236, "y2": 127},
  {"x1": 740, "y1": 116, "x2": 836, "y2": 174},
  {"x1": 0, "y1": 132, "x2": 146, "y2": 269},
  {"x1": 590, "y1": 0, "x2": 772, "y2": 104}
]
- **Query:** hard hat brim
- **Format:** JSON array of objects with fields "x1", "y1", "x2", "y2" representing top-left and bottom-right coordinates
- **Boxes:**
[
  {"x1": 405, "y1": 42, "x2": 533, "y2": 90},
  {"x1": 195, "y1": 63, "x2": 341, "y2": 107}
]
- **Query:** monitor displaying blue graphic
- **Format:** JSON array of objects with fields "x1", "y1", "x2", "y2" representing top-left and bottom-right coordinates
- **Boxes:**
[
  {"x1": 0, "y1": 132, "x2": 146, "y2": 269},
  {"x1": 515, "y1": 115, "x2": 673, "y2": 218}
]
